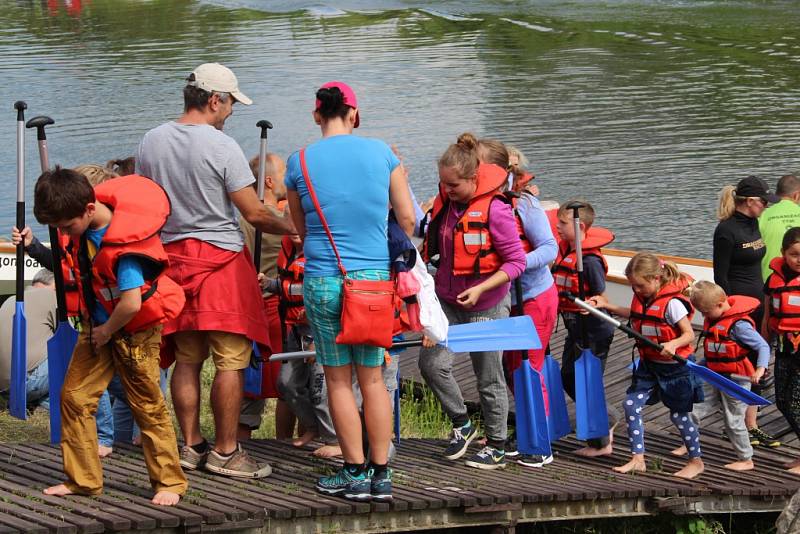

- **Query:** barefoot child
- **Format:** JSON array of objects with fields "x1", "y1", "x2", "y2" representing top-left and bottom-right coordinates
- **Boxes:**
[
  {"x1": 592, "y1": 253, "x2": 704, "y2": 479},
  {"x1": 552, "y1": 200, "x2": 616, "y2": 457},
  {"x1": 681, "y1": 281, "x2": 769, "y2": 471},
  {"x1": 34, "y1": 167, "x2": 187, "y2": 505},
  {"x1": 764, "y1": 227, "x2": 800, "y2": 474}
]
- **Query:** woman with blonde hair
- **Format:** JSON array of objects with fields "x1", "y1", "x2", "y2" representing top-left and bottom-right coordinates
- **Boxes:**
[{"x1": 713, "y1": 176, "x2": 778, "y2": 447}]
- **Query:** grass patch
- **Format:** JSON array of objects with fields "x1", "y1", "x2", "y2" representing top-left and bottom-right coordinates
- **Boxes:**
[{"x1": 398, "y1": 381, "x2": 451, "y2": 439}]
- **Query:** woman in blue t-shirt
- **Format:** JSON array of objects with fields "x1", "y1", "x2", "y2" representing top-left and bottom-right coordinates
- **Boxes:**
[{"x1": 285, "y1": 81, "x2": 414, "y2": 502}]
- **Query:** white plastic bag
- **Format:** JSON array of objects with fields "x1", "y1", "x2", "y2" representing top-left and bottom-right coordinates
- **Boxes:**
[{"x1": 409, "y1": 248, "x2": 448, "y2": 343}]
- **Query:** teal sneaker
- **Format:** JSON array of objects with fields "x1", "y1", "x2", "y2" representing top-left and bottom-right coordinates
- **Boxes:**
[
  {"x1": 316, "y1": 467, "x2": 371, "y2": 501},
  {"x1": 464, "y1": 446, "x2": 506, "y2": 470},
  {"x1": 370, "y1": 467, "x2": 393, "y2": 501},
  {"x1": 444, "y1": 421, "x2": 478, "y2": 460}
]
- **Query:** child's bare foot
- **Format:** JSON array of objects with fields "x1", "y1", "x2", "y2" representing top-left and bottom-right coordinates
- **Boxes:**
[
  {"x1": 788, "y1": 464, "x2": 800, "y2": 475},
  {"x1": 671, "y1": 445, "x2": 687, "y2": 456},
  {"x1": 724, "y1": 459, "x2": 754, "y2": 471},
  {"x1": 613, "y1": 455, "x2": 646, "y2": 474},
  {"x1": 152, "y1": 491, "x2": 181, "y2": 506},
  {"x1": 98, "y1": 445, "x2": 113, "y2": 458},
  {"x1": 312, "y1": 444, "x2": 342, "y2": 458},
  {"x1": 292, "y1": 430, "x2": 318, "y2": 448},
  {"x1": 575, "y1": 443, "x2": 613, "y2": 457},
  {"x1": 674, "y1": 458, "x2": 704, "y2": 479},
  {"x1": 44, "y1": 484, "x2": 74, "y2": 497},
  {"x1": 784, "y1": 458, "x2": 800, "y2": 470}
]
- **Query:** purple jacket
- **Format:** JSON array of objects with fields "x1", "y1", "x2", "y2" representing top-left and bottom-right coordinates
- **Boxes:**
[{"x1": 434, "y1": 197, "x2": 526, "y2": 311}]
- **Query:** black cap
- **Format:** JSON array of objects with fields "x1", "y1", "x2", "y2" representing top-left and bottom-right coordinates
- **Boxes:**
[{"x1": 735, "y1": 175, "x2": 780, "y2": 203}]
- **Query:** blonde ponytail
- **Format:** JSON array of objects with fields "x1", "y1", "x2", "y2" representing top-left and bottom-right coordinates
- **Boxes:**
[
  {"x1": 625, "y1": 252, "x2": 690, "y2": 289},
  {"x1": 716, "y1": 185, "x2": 739, "y2": 221}
]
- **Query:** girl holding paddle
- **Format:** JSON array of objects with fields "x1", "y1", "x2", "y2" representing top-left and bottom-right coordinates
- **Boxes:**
[
  {"x1": 590, "y1": 253, "x2": 704, "y2": 479},
  {"x1": 419, "y1": 133, "x2": 526, "y2": 470}
]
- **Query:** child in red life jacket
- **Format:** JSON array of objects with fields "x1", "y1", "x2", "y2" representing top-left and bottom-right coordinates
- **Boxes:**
[
  {"x1": 33, "y1": 167, "x2": 187, "y2": 506},
  {"x1": 552, "y1": 200, "x2": 616, "y2": 457},
  {"x1": 678, "y1": 281, "x2": 769, "y2": 471},
  {"x1": 764, "y1": 227, "x2": 800, "y2": 474},
  {"x1": 591, "y1": 253, "x2": 704, "y2": 480}
]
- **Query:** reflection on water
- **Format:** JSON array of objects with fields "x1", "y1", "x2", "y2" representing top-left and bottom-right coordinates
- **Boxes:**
[{"x1": 1, "y1": 0, "x2": 800, "y2": 258}]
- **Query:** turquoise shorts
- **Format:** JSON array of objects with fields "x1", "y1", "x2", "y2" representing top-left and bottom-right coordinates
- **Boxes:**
[{"x1": 303, "y1": 269, "x2": 390, "y2": 368}]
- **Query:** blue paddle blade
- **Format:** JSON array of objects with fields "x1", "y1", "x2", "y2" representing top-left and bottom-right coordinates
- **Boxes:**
[
  {"x1": 542, "y1": 355, "x2": 571, "y2": 441},
  {"x1": 244, "y1": 343, "x2": 263, "y2": 396},
  {"x1": 686, "y1": 360, "x2": 771, "y2": 406},
  {"x1": 445, "y1": 316, "x2": 541, "y2": 353},
  {"x1": 514, "y1": 361, "x2": 551, "y2": 456},
  {"x1": 574, "y1": 348, "x2": 610, "y2": 441},
  {"x1": 10, "y1": 303, "x2": 27, "y2": 420},
  {"x1": 47, "y1": 321, "x2": 79, "y2": 443}
]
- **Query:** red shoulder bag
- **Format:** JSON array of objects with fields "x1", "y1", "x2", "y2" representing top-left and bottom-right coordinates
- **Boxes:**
[{"x1": 299, "y1": 149, "x2": 396, "y2": 349}]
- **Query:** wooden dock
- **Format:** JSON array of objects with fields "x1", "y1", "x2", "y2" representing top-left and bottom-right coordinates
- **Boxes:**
[{"x1": 1, "y1": 323, "x2": 799, "y2": 533}]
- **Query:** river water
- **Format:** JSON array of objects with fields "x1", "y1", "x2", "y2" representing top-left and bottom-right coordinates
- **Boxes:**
[{"x1": 1, "y1": 0, "x2": 799, "y2": 259}]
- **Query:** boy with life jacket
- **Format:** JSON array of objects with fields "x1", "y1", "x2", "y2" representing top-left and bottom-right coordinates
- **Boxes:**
[
  {"x1": 33, "y1": 167, "x2": 187, "y2": 506},
  {"x1": 676, "y1": 281, "x2": 769, "y2": 471},
  {"x1": 551, "y1": 200, "x2": 617, "y2": 457},
  {"x1": 591, "y1": 253, "x2": 704, "y2": 480},
  {"x1": 764, "y1": 227, "x2": 800, "y2": 474}
]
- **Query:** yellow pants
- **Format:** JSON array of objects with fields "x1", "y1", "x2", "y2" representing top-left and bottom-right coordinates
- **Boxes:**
[{"x1": 60, "y1": 325, "x2": 187, "y2": 496}]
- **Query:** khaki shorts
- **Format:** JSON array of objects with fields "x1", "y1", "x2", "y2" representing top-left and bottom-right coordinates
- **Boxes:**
[{"x1": 172, "y1": 330, "x2": 252, "y2": 371}]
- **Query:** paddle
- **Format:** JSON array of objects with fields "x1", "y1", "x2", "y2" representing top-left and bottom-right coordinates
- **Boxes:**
[
  {"x1": 568, "y1": 202, "x2": 609, "y2": 441},
  {"x1": 27, "y1": 115, "x2": 80, "y2": 443},
  {"x1": 566, "y1": 294, "x2": 771, "y2": 406},
  {"x1": 244, "y1": 119, "x2": 274, "y2": 397},
  {"x1": 269, "y1": 315, "x2": 541, "y2": 361},
  {"x1": 542, "y1": 352, "x2": 571, "y2": 441},
  {"x1": 511, "y1": 279, "x2": 551, "y2": 455},
  {"x1": 9, "y1": 101, "x2": 27, "y2": 420}
]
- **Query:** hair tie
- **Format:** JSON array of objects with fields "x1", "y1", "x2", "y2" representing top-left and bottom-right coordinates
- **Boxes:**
[{"x1": 658, "y1": 260, "x2": 666, "y2": 268}]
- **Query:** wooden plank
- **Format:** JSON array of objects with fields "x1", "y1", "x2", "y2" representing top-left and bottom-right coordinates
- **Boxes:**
[
  {"x1": 0, "y1": 499, "x2": 76, "y2": 534},
  {"x1": 0, "y1": 481, "x2": 103, "y2": 534}
]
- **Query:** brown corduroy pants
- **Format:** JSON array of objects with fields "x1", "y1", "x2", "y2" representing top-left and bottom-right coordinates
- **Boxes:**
[{"x1": 60, "y1": 325, "x2": 187, "y2": 496}]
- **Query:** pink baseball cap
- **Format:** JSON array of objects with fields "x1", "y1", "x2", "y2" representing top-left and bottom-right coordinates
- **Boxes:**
[{"x1": 315, "y1": 81, "x2": 360, "y2": 128}]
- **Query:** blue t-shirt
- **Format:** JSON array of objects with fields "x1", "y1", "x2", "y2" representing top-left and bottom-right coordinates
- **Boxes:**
[
  {"x1": 285, "y1": 134, "x2": 400, "y2": 277},
  {"x1": 87, "y1": 225, "x2": 145, "y2": 325}
]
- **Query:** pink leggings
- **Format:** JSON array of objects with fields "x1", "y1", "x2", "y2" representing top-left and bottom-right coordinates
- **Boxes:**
[{"x1": 503, "y1": 283, "x2": 559, "y2": 409}]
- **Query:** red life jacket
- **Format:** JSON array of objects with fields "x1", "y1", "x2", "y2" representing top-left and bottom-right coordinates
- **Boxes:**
[
  {"x1": 629, "y1": 276, "x2": 695, "y2": 362},
  {"x1": 702, "y1": 296, "x2": 758, "y2": 376},
  {"x1": 512, "y1": 172, "x2": 534, "y2": 193},
  {"x1": 422, "y1": 163, "x2": 510, "y2": 276},
  {"x1": 58, "y1": 231, "x2": 80, "y2": 317},
  {"x1": 71, "y1": 175, "x2": 185, "y2": 333},
  {"x1": 767, "y1": 256, "x2": 800, "y2": 333},
  {"x1": 276, "y1": 236, "x2": 306, "y2": 327},
  {"x1": 504, "y1": 191, "x2": 534, "y2": 254},
  {"x1": 552, "y1": 227, "x2": 614, "y2": 312}
]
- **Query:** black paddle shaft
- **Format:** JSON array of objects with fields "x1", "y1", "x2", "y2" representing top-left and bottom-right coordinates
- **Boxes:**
[
  {"x1": 565, "y1": 292, "x2": 686, "y2": 365},
  {"x1": 566, "y1": 201, "x2": 589, "y2": 347},
  {"x1": 26, "y1": 116, "x2": 67, "y2": 322},
  {"x1": 514, "y1": 278, "x2": 529, "y2": 359},
  {"x1": 252, "y1": 120, "x2": 273, "y2": 270},
  {"x1": 14, "y1": 101, "x2": 26, "y2": 302}
]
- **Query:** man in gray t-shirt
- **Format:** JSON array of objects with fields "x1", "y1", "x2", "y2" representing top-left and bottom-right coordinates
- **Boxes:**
[{"x1": 137, "y1": 63, "x2": 293, "y2": 479}]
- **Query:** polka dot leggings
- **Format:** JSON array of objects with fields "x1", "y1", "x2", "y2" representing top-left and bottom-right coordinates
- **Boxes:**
[{"x1": 623, "y1": 391, "x2": 701, "y2": 458}]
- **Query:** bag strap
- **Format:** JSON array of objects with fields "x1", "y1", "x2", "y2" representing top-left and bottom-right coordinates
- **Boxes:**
[{"x1": 299, "y1": 148, "x2": 347, "y2": 278}]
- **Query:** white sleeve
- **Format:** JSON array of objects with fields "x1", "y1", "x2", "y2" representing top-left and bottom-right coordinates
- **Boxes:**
[{"x1": 664, "y1": 298, "x2": 689, "y2": 326}]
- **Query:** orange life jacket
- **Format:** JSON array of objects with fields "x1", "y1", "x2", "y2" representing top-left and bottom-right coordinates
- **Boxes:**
[
  {"x1": 71, "y1": 175, "x2": 185, "y2": 333},
  {"x1": 504, "y1": 191, "x2": 534, "y2": 254},
  {"x1": 276, "y1": 236, "x2": 306, "y2": 327},
  {"x1": 422, "y1": 163, "x2": 510, "y2": 276},
  {"x1": 767, "y1": 256, "x2": 800, "y2": 333},
  {"x1": 629, "y1": 276, "x2": 695, "y2": 362},
  {"x1": 552, "y1": 227, "x2": 614, "y2": 312},
  {"x1": 57, "y1": 231, "x2": 80, "y2": 317},
  {"x1": 512, "y1": 172, "x2": 534, "y2": 193},
  {"x1": 702, "y1": 296, "x2": 758, "y2": 376}
]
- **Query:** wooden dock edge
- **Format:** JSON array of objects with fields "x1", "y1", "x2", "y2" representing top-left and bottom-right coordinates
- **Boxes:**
[{"x1": 137, "y1": 495, "x2": 788, "y2": 534}]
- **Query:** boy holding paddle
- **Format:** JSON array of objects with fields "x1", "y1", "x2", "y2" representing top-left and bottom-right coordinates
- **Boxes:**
[{"x1": 33, "y1": 167, "x2": 187, "y2": 506}]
